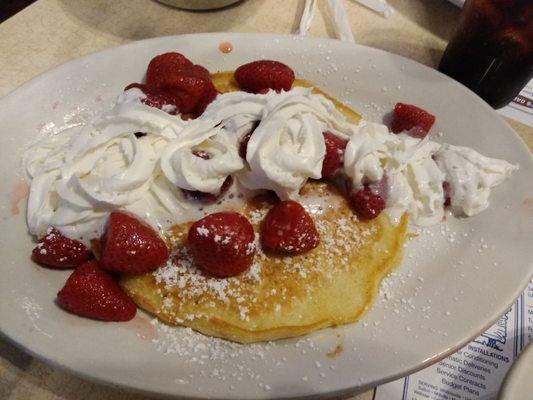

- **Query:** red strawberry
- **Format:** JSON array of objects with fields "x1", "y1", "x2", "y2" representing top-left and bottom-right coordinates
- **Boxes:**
[
  {"x1": 151, "y1": 64, "x2": 215, "y2": 114},
  {"x1": 195, "y1": 86, "x2": 218, "y2": 117},
  {"x1": 350, "y1": 187, "x2": 386, "y2": 220},
  {"x1": 146, "y1": 52, "x2": 193, "y2": 87},
  {"x1": 188, "y1": 212, "x2": 256, "y2": 277},
  {"x1": 391, "y1": 103, "x2": 436, "y2": 137},
  {"x1": 100, "y1": 211, "x2": 168, "y2": 274},
  {"x1": 261, "y1": 200, "x2": 320, "y2": 254},
  {"x1": 32, "y1": 227, "x2": 91, "y2": 269},
  {"x1": 57, "y1": 260, "x2": 136, "y2": 321},
  {"x1": 124, "y1": 83, "x2": 180, "y2": 115},
  {"x1": 367, "y1": 174, "x2": 389, "y2": 201},
  {"x1": 321, "y1": 131, "x2": 348, "y2": 179},
  {"x1": 235, "y1": 60, "x2": 295, "y2": 93}
]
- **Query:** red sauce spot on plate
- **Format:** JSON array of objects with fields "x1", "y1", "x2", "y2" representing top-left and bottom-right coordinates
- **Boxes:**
[
  {"x1": 522, "y1": 197, "x2": 533, "y2": 212},
  {"x1": 9, "y1": 181, "x2": 29, "y2": 215},
  {"x1": 124, "y1": 314, "x2": 159, "y2": 341},
  {"x1": 218, "y1": 41, "x2": 233, "y2": 54}
]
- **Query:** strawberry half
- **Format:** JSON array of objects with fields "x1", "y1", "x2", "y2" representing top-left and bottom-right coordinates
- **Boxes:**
[
  {"x1": 145, "y1": 52, "x2": 216, "y2": 115},
  {"x1": 391, "y1": 103, "x2": 436, "y2": 138},
  {"x1": 234, "y1": 60, "x2": 295, "y2": 93},
  {"x1": 146, "y1": 52, "x2": 194, "y2": 87},
  {"x1": 261, "y1": 200, "x2": 320, "y2": 254},
  {"x1": 238, "y1": 121, "x2": 260, "y2": 159},
  {"x1": 188, "y1": 212, "x2": 256, "y2": 277},
  {"x1": 100, "y1": 211, "x2": 168, "y2": 274},
  {"x1": 157, "y1": 66, "x2": 215, "y2": 114},
  {"x1": 32, "y1": 227, "x2": 91, "y2": 269},
  {"x1": 349, "y1": 187, "x2": 386, "y2": 220},
  {"x1": 57, "y1": 260, "x2": 136, "y2": 321},
  {"x1": 124, "y1": 83, "x2": 180, "y2": 115},
  {"x1": 321, "y1": 131, "x2": 348, "y2": 179}
]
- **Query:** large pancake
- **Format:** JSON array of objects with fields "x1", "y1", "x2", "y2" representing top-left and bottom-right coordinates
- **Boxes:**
[{"x1": 119, "y1": 73, "x2": 407, "y2": 343}]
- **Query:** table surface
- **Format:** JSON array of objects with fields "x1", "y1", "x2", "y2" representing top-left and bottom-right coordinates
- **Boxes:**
[{"x1": 0, "y1": 1, "x2": 531, "y2": 399}]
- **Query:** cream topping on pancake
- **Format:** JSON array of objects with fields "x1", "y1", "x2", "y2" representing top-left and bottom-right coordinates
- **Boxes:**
[
  {"x1": 24, "y1": 85, "x2": 518, "y2": 241},
  {"x1": 344, "y1": 122, "x2": 445, "y2": 225},
  {"x1": 203, "y1": 87, "x2": 354, "y2": 199},
  {"x1": 343, "y1": 122, "x2": 518, "y2": 225},
  {"x1": 434, "y1": 144, "x2": 518, "y2": 216},
  {"x1": 160, "y1": 123, "x2": 243, "y2": 194}
]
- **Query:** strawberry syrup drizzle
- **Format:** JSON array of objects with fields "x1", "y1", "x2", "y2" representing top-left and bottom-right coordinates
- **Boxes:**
[
  {"x1": 9, "y1": 181, "x2": 29, "y2": 215},
  {"x1": 124, "y1": 314, "x2": 159, "y2": 341},
  {"x1": 522, "y1": 197, "x2": 533, "y2": 212},
  {"x1": 218, "y1": 42, "x2": 233, "y2": 54}
]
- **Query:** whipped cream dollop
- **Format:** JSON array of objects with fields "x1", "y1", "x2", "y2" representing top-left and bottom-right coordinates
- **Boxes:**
[
  {"x1": 24, "y1": 88, "x2": 192, "y2": 239},
  {"x1": 434, "y1": 144, "x2": 518, "y2": 216},
  {"x1": 160, "y1": 121, "x2": 243, "y2": 194},
  {"x1": 204, "y1": 87, "x2": 354, "y2": 199},
  {"x1": 344, "y1": 122, "x2": 518, "y2": 225},
  {"x1": 24, "y1": 86, "x2": 518, "y2": 241}
]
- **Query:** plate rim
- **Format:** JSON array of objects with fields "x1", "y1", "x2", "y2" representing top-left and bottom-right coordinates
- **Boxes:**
[{"x1": 1, "y1": 32, "x2": 532, "y2": 399}]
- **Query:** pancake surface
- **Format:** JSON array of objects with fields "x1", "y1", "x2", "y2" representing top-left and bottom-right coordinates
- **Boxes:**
[{"x1": 119, "y1": 73, "x2": 408, "y2": 343}]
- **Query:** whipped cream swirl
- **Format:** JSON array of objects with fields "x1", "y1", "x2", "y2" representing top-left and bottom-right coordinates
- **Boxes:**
[
  {"x1": 160, "y1": 121, "x2": 243, "y2": 194},
  {"x1": 206, "y1": 87, "x2": 354, "y2": 199},
  {"x1": 434, "y1": 144, "x2": 518, "y2": 216},
  {"x1": 24, "y1": 85, "x2": 519, "y2": 241},
  {"x1": 344, "y1": 121, "x2": 518, "y2": 225},
  {"x1": 344, "y1": 122, "x2": 445, "y2": 225},
  {"x1": 24, "y1": 88, "x2": 190, "y2": 239}
]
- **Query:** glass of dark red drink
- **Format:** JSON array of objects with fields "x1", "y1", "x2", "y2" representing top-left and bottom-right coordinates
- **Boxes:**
[{"x1": 439, "y1": 0, "x2": 533, "y2": 109}]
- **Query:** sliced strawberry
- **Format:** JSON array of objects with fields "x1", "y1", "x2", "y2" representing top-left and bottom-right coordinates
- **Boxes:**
[
  {"x1": 100, "y1": 211, "x2": 168, "y2": 274},
  {"x1": 321, "y1": 131, "x2": 348, "y2": 179},
  {"x1": 32, "y1": 227, "x2": 91, "y2": 269},
  {"x1": 261, "y1": 200, "x2": 320, "y2": 254},
  {"x1": 391, "y1": 103, "x2": 436, "y2": 137},
  {"x1": 239, "y1": 131, "x2": 253, "y2": 159},
  {"x1": 191, "y1": 150, "x2": 211, "y2": 160},
  {"x1": 146, "y1": 52, "x2": 194, "y2": 87},
  {"x1": 124, "y1": 83, "x2": 180, "y2": 115},
  {"x1": 144, "y1": 52, "x2": 215, "y2": 115},
  {"x1": 238, "y1": 121, "x2": 260, "y2": 159},
  {"x1": 235, "y1": 60, "x2": 295, "y2": 93},
  {"x1": 367, "y1": 174, "x2": 389, "y2": 201},
  {"x1": 57, "y1": 260, "x2": 136, "y2": 321},
  {"x1": 443, "y1": 181, "x2": 451, "y2": 206},
  {"x1": 188, "y1": 212, "x2": 256, "y2": 277},
  {"x1": 350, "y1": 187, "x2": 386, "y2": 220}
]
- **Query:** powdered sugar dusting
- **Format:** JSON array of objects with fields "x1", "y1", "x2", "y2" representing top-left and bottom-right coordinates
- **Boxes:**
[
  {"x1": 19, "y1": 296, "x2": 52, "y2": 339},
  {"x1": 147, "y1": 183, "x2": 379, "y2": 328}
]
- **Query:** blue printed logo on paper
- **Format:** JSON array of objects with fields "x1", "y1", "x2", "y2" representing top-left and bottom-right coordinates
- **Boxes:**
[{"x1": 473, "y1": 309, "x2": 511, "y2": 351}]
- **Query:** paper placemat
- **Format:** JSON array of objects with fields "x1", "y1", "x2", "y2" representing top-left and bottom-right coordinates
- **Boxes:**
[{"x1": 498, "y1": 78, "x2": 533, "y2": 128}]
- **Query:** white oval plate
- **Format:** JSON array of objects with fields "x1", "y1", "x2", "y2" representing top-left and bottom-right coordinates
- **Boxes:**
[{"x1": 0, "y1": 33, "x2": 532, "y2": 399}]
